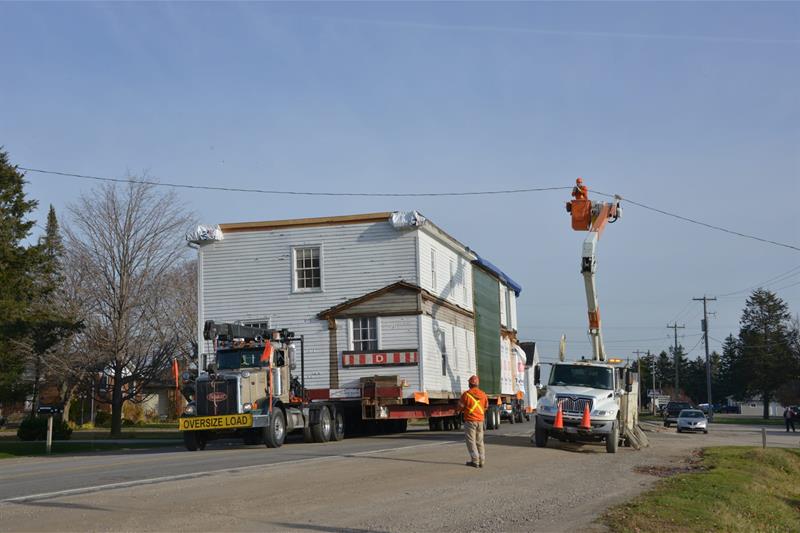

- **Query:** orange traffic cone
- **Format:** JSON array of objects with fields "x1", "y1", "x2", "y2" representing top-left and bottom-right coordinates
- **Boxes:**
[
  {"x1": 553, "y1": 404, "x2": 564, "y2": 430},
  {"x1": 580, "y1": 404, "x2": 591, "y2": 430}
]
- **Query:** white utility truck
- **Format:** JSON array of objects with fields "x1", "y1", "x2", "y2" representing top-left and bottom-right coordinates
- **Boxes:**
[{"x1": 533, "y1": 179, "x2": 647, "y2": 453}]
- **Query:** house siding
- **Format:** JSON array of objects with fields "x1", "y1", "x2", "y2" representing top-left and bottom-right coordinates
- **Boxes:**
[
  {"x1": 418, "y1": 230, "x2": 473, "y2": 312},
  {"x1": 199, "y1": 220, "x2": 418, "y2": 390}
]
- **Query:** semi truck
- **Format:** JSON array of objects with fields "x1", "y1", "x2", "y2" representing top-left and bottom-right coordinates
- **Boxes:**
[
  {"x1": 532, "y1": 179, "x2": 647, "y2": 453},
  {"x1": 178, "y1": 319, "x2": 538, "y2": 450}
]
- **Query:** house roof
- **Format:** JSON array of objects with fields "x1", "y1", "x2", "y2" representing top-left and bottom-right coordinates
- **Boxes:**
[{"x1": 220, "y1": 212, "x2": 392, "y2": 233}]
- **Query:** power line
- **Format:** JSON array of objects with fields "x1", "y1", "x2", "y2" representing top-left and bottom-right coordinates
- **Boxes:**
[
  {"x1": 591, "y1": 190, "x2": 800, "y2": 252},
  {"x1": 716, "y1": 264, "x2": 800, "y2": 298},
  {"x1": 22, "y1": 166, "x2": 800, "y2": 251},
  {"x1": 18, "y1": 167, "x2": 570, "y2": 198}
]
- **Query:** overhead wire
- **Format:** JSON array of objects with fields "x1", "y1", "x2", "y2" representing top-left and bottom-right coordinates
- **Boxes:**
[
  {"x1": 21, "y1": 166, "x2": 800, "y2": 252},
  {"x1": 716, "y1": 264, "x2": 800, "y2": 298}
]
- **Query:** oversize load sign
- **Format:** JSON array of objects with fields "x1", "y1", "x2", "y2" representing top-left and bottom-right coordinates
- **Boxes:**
[{"x1": 179, "y1": 413, "x2": 253, "y2": 431}]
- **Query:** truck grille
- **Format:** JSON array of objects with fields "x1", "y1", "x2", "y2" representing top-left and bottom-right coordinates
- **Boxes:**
[
  {"x1": 196, "y1": 377, "x2": 239, "y2": 416},
  {"x1": 556, "y1": 395, "x2": 593, "y2": 414}
]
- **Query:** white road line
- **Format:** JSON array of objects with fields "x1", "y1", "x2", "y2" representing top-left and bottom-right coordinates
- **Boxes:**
[{"x1": 0, "y1": 440, "x2": 456, "y2": 505}]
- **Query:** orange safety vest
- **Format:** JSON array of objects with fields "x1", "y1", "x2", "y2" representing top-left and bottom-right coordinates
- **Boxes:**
[{"x1": 460, "y1": 388, "x2": 488, "y2": 422}]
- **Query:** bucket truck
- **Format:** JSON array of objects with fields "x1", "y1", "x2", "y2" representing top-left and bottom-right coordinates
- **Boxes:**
[{"x1": 533, "y1": 179, "x2": 648, "y2": 453}]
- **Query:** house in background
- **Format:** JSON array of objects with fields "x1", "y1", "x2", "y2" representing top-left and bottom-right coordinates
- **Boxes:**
[{"x1": 192, "y1": 211, "x2": 528, "y2": 403}]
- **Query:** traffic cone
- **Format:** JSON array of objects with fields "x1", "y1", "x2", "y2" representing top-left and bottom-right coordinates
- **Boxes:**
[
  {"x1": 553, "y1": 405, "x2": 564, "y2": 430},
  {"x1": 580, "y1": 404, "x2": 591, "y2": 430}
]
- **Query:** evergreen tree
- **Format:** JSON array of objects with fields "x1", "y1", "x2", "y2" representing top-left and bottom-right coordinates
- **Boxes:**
[
  {"x1": 655, "y1": 350, "x2": 674, "y2": 391},
  {"x1": 0, "y1": 150, "x2": 40, "y2": 403},
  {"x1": 738, "y1": 289, "x2": 799, "y2": 419}
]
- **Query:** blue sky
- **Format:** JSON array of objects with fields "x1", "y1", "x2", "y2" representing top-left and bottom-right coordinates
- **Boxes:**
[{"x1": 2, "y1": 2, "x2": 798, "y2": 363}]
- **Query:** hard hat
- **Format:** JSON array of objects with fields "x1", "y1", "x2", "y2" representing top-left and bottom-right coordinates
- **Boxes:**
[{"x1": 468, "y1": 375, "x2": 479, "y2": 386}]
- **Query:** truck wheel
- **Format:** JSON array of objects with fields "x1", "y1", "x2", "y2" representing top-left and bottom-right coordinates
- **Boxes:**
[
  {"x1": 453, "y1": 416, "x2": 462, "y2": 430},
  {"x1": 606, "y1": 422, "x2": 619, "y2": 454},
  {"x1": 312, "y1": 406, "x2": 332, "y2": 443},
  {"x1": 332, "y1": 410, "x2": 345, "y2": 441},
  {"x1": 492, "y1": 408, "x2": 501, "y2": 429},
  {"x1": 264, "y1": 408, "x2": 286, "y2": 448},
  {"x1": 392, "y1": 419, "x2": 408, "y2": 433},
  {"x1": 508, "y1": 410, "x2": 515, "y2": 424},
  {"x1": 534, "y1": 417, "x2": 548, "y2": 448},
  {"x1": 443, "y1": 417, "x2": 454, "y2": 431},
  {"x1": 197, "y1": 432, "x2": 207, "y2": 450},
  {"x1": 183, "y1": 431, "x2": 199, "y2": 451}
]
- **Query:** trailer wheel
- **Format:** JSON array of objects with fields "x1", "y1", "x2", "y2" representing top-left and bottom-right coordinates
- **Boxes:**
[
  {"x1": 394, "y1": 419, "x2": 408, "y2": 433},
  {"x1": 443, "y1": 417, "x2": 453, "y2": 431},
  {"x1": 264, "y1": 408, "x2": 286, "y2": 448},
  {"x1": 429, "y1": 417, "x2": 444, "y2": 431},
  {"x1": 183, "y1": 431, "x2": 199, "y2": 451},
  {"x1": 453, "y1": 416, "x2": 462, "y2": 430},
  {"x1": 606, "y1": 422, "x2": 619, "y2": 454},
  {"x1": 332, "y1": 410, "x2": 345, "y2": 441},
  {"x1": 312, "y1": 406, "x2": 333, "y2": 443}
]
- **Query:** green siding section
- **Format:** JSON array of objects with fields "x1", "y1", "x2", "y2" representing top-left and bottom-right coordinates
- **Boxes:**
[{"x1": 473, "y1": 266, "x2": 501, "y2": 395}]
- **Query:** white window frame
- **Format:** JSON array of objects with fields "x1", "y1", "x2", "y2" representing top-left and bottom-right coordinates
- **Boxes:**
[
  {"x1": 350, "y1": 317, "x2": 380, "y2": 352},
  {"x1": 291, "y1": 245, "x2": 323, "y2": 293},
  {"x1": 461, "y1": 258, "x2": 468, "y2": 304},
  {"x1": 449, "y1": 259, "x2": 455, "y2": 295}
]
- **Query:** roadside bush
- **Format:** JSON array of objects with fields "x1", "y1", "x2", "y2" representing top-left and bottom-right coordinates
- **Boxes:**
[
  {"x1": 122, "y1": 418, "x2": 137, "y2": 427},
  {"x1": 94, "y1": 411, "x2": 110, "y2": 427},
  {"x1": 16, "y1": 417, "x2": 73, "y2": 441}
]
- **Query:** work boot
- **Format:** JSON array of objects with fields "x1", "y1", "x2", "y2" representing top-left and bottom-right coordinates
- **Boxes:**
[{"x1": 465, "y1": 461, "x2": 479, "y2": 468}]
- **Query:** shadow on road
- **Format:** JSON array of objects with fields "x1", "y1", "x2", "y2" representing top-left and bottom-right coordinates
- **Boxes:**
[
  {"x1": 269, "y1": 522, "x2": 389, "y2": 533},
  {"x1": 9, "y1": 500, "x2": 108, "y2": 511}
]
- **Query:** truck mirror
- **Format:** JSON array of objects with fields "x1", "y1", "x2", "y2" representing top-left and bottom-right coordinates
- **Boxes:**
[{"x1": 534, "y1": 365, "x2": 541, "y2": 386}]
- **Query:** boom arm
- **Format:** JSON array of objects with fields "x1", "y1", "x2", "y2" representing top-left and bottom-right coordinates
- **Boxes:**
[{"x1": 566, "y1": 179, "x2": 621, "y2": 361}]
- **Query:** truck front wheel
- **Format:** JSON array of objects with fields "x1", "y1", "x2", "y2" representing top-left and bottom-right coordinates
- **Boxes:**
[
  {"x1": 606, "y1": 422, "x2": 619, "y2": 454},
  {"x1": 183, "y1": 431, "x2": 199, "y2": 451},
  {"x1": 264, "y1": 409, "x2": 286, "y2": 448},
  {"x1": 533, "y1": 417, "x2": 548, "y2": 448}
]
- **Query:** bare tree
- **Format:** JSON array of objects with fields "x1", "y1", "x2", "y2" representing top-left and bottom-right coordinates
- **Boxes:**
[{"x1": 66, "y1": 180, "x2": 192, "y2": 436}]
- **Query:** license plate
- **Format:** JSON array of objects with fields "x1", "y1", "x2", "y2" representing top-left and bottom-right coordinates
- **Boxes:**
[{"x1": 179, "y1": 413, "x2": 253, "y2": 431}]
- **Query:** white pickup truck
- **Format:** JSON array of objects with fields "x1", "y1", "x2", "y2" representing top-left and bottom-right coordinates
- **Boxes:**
[{"x1": 533, "y1": 360, "x2": 635, "y2": 453}]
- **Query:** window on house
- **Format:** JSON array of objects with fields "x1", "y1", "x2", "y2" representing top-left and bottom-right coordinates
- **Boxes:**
[
  {"x1": 435, "y1": 325, "x2": 448, "y2": 376},
  {"x1": 352, "y1": 317, "x2": 378, "y2": 351},
  {"x1": 449, "y1": 259, "x2": 455, "y2": 295},
  {"x1": 294, "y1": 247, "x2": 321, "y2": 291},
  {"x1": 430, "y1": 249, "x2": 437, "y2": 292},
  {"x1": 461, "y1": 260, "x2": 468, "y2": 303}
]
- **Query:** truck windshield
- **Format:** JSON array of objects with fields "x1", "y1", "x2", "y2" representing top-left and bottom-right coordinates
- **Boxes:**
[
  {"x1": 549, "y1": 365, "x2": 614, "y2": 390},
  {"x1": 216, "y1": 349, "x2": 264, "y2": 370}
]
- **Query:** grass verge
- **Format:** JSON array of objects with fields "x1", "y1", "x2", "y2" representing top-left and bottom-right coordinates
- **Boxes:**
[
  {"x1": 604, "y1": 446, "x2": 800, "y2": 533},
  {"x1": 710, "y1": 417, "x2": 784, "y2": 426},
  {"x1": 0, "y1": 440, "x2": 180, "y2": 459}
]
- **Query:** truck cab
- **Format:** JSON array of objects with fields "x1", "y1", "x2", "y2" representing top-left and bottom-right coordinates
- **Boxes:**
[{"x1": 533, "y1": 360, "x2": 635, "y2": 453}]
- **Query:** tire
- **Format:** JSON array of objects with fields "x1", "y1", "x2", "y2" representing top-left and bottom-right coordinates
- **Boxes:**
[
  {"x1": 197, "y1": 433, "x2": 207, "y2": 450},
  {"x1": 331, "y1": 410, "x2": 345, "y2": 441},
  {"x1": 183, "y1": 431, "x2": 199, "y2": 451},
  {"x1": 494, "y1": 408, "x2": 502, "y2": 429},
  {"x1": 606, "y1": 422, "x2": 619, "y2": 454},
  {"x1": 429, "y1": 417, "x2": 444, "y2": 431},
  {"x1": 393, "y1": 419, "x2": 408, "y2": 433},
  {"x1": 703, "y1": 430, "x2": 708, "y2": 434},
  {"x1": 443, "y1": 417, "x2": 454, "y2": 431},
  {"x1": 453, "y1": 416, "x2": 462, "y2": 431},
  {"x1": 311, "y1": 406, "x2": 332, "y2": 443},
  {"x1": 264, "y1": 408, "x2": 286, "y2": 448},
  {"x1": 534, "y1": 417, "x2": 548, "y2": 448},
  {"x1": 677, "y1": 428, "x2": 682, "y2": 433}
]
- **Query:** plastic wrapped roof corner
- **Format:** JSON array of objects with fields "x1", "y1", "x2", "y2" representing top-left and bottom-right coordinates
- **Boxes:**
[
  {"x1": 474, "y1": 254, "x2": 523, "y2": 296},
  {"x1": 390, "y1": 211, "x2": 427, "y2": 230},
  {"x1": 186, "y1": 225, "x2": 224, "y2": 244}
]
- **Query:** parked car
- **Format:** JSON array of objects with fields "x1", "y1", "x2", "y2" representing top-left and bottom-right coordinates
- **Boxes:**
[
  {"x1": 720, "y1": 404, "x2": 740, "y2": 414},
  {"x1": 663, "y1": 401, "x2": 694, "y2": 427},
  {"x1": 676, "y1": 409, "x2": 708, "y2": 434}
]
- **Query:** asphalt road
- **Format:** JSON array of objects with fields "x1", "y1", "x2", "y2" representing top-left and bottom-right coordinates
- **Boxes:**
[{"x1": 0, "y1": 421, "x2": 797, "y2": 532}]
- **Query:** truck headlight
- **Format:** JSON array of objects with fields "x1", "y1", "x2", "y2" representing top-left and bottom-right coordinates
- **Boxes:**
[
  {"x1": 242, "y1": 403, "x2": 252, "y2": 412},
  {"x1": 591, "y1": 409, "x2": 614, "y2": 417},
  {"x1": 183, "y1": 404, "x2": 196, "y2": 415},
  {"x1": 539, "y1": 404, "x2": 556, "y2": 414}
]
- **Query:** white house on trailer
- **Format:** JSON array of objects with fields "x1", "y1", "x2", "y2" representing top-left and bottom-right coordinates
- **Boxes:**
[{"x1": 192, "y1": 211, "x2": 525, "y2": 403}]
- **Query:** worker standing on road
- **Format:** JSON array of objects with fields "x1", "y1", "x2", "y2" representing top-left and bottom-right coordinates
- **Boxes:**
[
  {"x1": 459, "y1": 375, "x2": 489, "y2": 468},
  {"x1": 784, "y1": 406, "x2": 796, "y2": 433}
]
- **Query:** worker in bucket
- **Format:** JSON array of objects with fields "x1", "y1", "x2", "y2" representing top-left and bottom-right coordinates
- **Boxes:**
[{"x1": 459, "y1": 375, "x2": 489, "y2": 468}]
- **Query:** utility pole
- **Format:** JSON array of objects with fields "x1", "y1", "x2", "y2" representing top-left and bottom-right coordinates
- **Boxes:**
[
  {"x1": 633, "y1": 350, "x2": 646, "y2": 411},
  {"x1": 648, "y1": 350, "x2": 656, "y2": 415},
  {"x1": 667, "y1": 323, "x2": 685, "y2": 398},
  {"x1": 693, "y1": 296, "x2": 717, "y2": 418}
]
